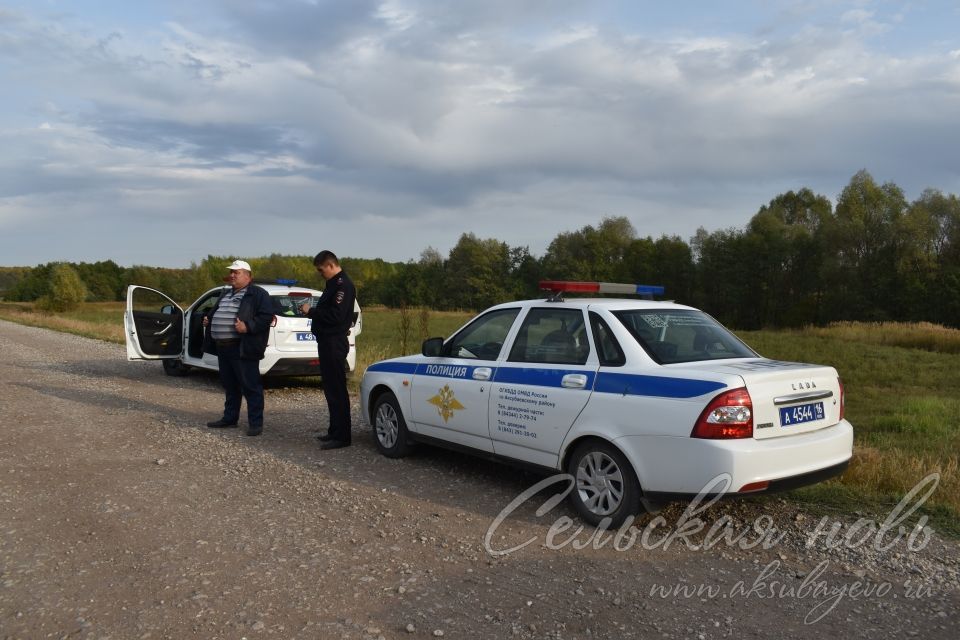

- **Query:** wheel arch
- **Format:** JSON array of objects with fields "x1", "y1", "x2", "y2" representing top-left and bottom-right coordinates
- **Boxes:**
[
  {"x1": 561, "y1": 434, "x2": 647, "y2": 496},
  {"x1": 366, "y1": 382, "x2": 399, "y2": 424}
]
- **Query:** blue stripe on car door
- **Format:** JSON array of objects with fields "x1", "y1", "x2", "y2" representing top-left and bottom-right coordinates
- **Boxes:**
[{"x1": 593, "y1": 372, "x2": 726, "y2": 398}]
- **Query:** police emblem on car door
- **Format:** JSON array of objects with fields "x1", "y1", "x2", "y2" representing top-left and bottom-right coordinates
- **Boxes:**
[{"x1": 410, "y1": 308, "x2": 521, "y2": 453}]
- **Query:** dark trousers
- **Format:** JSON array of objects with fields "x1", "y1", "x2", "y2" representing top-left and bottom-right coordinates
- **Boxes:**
[
  {"x1": 217, "y1": 342, "x2": 264, "y2": 427},
  {"x1": 317, "y1": 334, "x2": 351, "y2": 442}
]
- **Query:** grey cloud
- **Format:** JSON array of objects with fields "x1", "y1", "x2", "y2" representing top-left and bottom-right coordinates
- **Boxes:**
[
  {"x1": 212, "y1": 0, "x2": 384, "y2": 58},
  {"x1": 0, "y1": 163, "x2": 99, "y2": 200},
  {"x1": 84, "y1": 113, "x2": 302, "y2": 162},
  {"x1": 393, "y1": 0, "x2": 588, "y2": 32}
]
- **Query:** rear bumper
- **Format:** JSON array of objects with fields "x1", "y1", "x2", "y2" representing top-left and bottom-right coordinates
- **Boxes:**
[
  {"x1": 643, "y1": 460, "x2": 850, "y2": 503},
  {"x1": 264, "y1": 357, "x2": 322, "y2": 377},
  {"x1": 615, "y1": 419, "x2": 854, "y2": 496},
  {"x1": 262, "y1": 357, "x2": 357, "y2": 377},
  {"x1": 259, "y1": 344, "x2": 356, "y2": 377}
]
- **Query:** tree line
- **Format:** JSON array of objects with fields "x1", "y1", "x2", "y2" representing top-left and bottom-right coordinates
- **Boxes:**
[{"x1": 3, "y1": 170, "x2": 959, "y2": 329}]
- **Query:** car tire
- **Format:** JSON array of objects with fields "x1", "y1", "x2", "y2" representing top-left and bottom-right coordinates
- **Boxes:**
[
  {"x1": 372, "y1": 392, "x2": 414, "y2": 458},
  {"x1": 566, "y1": 440, "x2": 642, "y2": 529},
  {"x1": 162, "y1": 358, "x2": 191, "y2": 377}
]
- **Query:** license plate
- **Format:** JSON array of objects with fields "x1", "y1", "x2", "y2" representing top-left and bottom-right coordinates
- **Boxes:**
[
  {"x1": 296, "y1": 332, "x2": 316, "y2": 342},
  {"x1": 779, "y1": 401, "x2": 824, "y2": 426}
]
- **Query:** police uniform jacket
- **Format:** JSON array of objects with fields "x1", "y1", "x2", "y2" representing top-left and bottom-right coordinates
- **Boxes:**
[{"x1": 308, "y1": 271, "x2": 356, "y2": 337}]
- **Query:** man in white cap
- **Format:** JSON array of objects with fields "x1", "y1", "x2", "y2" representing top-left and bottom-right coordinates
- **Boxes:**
[{"x1": 201, "y1": 259, "x2": 275, "y2": 435}]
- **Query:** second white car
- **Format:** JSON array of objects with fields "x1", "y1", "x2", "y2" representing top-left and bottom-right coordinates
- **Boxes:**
[{"x1": 124, "y1": 281, "x2": 362, "y2": 377}]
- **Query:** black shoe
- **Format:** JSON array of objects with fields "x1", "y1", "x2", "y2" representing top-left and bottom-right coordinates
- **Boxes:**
[
  {"x1": 246, "y1": 427, "x2": 263, "y2": 436},
  {"x1": 317, "y1": 433, "x2": 334, "y2": 442},
  {"x1": 319, "y1": 439, "x2": 350, "y2": 450},
  {"x1": 207, "y1": 419, "x2": 238, "y2": 428}
]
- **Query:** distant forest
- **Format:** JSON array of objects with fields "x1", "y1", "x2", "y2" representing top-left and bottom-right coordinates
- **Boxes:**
[{"x1": 3, "y1": 170, "x2": 959, "y2": 329}]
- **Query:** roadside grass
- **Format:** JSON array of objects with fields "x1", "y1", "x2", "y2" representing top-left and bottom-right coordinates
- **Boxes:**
[
  {"x1": 802, "y1": 320, "x2": 960, "y2": 354},
  {"x1": 356, "y1": 306, "x2": 473, "y2": 363},
  {"x1": 0, "y1": 301, "x2": 124, "y2": 343},
  {"x1": 2, "y1": 302, "x2": 956, "y2": 534},
  {"x1": 350, "y1": 307, "x2": 472, "y2": 392}
]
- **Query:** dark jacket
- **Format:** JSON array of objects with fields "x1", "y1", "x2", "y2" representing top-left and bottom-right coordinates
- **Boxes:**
[
  {"x1": 202, "y1": 285, "x2": 276, "y2": 360},
  {"x1": 308, "y1": 270, "x2": 357, "y2": 337}
]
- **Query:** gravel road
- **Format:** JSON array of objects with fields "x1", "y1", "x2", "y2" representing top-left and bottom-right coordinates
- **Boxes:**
[{"x1": 1, "y1": 319, "x2": 958, "y2": 639}]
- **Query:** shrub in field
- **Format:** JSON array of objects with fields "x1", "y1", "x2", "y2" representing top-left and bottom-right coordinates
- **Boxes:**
[
  {"x1": 398, "y1": 303, "x2": 412, "y2": 354},
  {"x1": 417, "y1": 306, "x2": 430, "y2": 342},
  {"x1": 35, "y1": 263, "x2": 88, "y2": 312}
]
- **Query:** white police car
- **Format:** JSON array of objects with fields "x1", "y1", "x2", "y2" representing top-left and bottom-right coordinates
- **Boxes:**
[
  {"x1": 124, "y1": 282, "x2": 362, "y2": 377},
  {"x1": 360, "y1": 281, "x2": 853, "y2": 527}
]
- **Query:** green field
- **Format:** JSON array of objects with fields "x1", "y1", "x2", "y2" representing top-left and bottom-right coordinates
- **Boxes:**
[
  {"x1": 352, "y1": 306, "x2": 474, "y2": 372},
  {"x1": 2, "y1": 301, "x2": 957, "y2": 534}
]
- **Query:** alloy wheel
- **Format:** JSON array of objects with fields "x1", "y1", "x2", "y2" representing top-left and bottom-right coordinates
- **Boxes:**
[
  {"x1": 575, "y1": 451, "x2": 625, "y2": 516},
  {"x1": 375, "y1": 401, "x2": 399, "y2": 449}
]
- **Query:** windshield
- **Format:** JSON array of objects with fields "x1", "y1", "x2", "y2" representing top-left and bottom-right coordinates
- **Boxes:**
[{"x1": 611, "y1": 309, "x2": 757, "y2": 364}]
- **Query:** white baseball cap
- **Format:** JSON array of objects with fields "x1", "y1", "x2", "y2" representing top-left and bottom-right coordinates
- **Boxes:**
[{"x1": 226, "y1": 259, "x2": 252, "y2": 271}]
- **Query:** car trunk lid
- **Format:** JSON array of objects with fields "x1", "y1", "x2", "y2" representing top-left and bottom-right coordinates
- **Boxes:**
[
  {"x1": 270, "y1": 292, "x2": 319, "y2": 353},
  {"x1": 272, "y1": 315, "x2": 318, "y2": 353},
  {"x1": 674, "y1": 358, "x2": 842, "y2": 440}
]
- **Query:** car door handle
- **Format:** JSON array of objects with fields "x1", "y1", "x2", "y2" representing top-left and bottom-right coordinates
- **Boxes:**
[
  {"x1": 152, "y1": 322, "x2": 174, "y2": 336},
  {"x1": 473, "y1": 367, "x2": 492, "y2": 381},
  {"x1": 561, "y1": 373, "x2": 588, "y2": 389}
]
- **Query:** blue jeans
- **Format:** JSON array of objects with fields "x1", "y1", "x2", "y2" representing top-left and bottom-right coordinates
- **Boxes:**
[{"x1": 217, "y1": 342, "x2": 264, "y2": 427}]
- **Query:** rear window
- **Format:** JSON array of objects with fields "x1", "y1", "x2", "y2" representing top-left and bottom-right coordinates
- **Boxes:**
[
  {"x1": 612, "y1": 309, "x2": 756, "y2": 364},
  {"x1": 272, "y1": 294, "x2": 321, "y2": 317}
]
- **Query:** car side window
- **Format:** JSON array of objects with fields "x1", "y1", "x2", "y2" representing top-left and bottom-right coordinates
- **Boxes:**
[
  {"x1": 508, "y1": 308, "x2": 589, "y2": 365},
  {"x1": 589, "y1": 312, "x2": 626, "y2": 367},
  {"x1": 444, "y1": 308, "x2": 520, "y2": 360}
]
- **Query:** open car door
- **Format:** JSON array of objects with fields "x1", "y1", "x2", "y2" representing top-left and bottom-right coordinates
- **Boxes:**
[{"x1": 124, "y1": 285, "x2": 185, "y2": 360}]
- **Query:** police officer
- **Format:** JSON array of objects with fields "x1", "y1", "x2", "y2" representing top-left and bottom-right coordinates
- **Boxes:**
[{"x1": 301, "y1": 250, "x2": 357, "y2": 450}]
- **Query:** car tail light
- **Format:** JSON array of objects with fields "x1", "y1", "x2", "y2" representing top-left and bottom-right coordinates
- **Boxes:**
[
  {"x1": 738, "y1": 481, "x2": 769, "y2": 492},
  {"x1": 691, "y1": 388, "x2": 753, "y2": 439},
  {"x1": 838, "y1": 377, "x2": 845, "y2": 420}
]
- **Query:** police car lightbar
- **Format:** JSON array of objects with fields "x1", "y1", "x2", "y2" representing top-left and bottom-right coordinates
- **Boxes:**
[
  {"x1": 539, "y1": 280, "x2": 665, "y2": 300},
  {"x1": 253, "y1": 279, "x2": 299, "y2": 286}
]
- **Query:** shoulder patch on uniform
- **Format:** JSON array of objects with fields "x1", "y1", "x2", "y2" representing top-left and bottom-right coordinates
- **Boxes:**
[{"x1": 336, "y1": 291, "x2": 345, "y2": 304}]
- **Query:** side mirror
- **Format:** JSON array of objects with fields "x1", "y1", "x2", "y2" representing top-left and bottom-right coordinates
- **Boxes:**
[
  {"x1": 421, "y1": 337, "x2": 444, "y2": 357},
  {"x1": 160, "y1": 304, "x2": 174, "y2": 315}
]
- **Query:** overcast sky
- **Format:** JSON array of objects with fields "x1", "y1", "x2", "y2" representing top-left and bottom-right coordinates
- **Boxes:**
[{"x1": 1, "y1": 1, "x2": 959, "y2": 267}]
